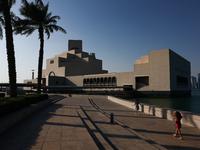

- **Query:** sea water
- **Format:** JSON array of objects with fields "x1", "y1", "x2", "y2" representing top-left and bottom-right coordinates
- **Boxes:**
[{"x1": 127, "y1": 89, "x2": 200, "y2": 114}]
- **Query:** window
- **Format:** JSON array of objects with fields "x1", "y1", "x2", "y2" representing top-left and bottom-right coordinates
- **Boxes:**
[
  {"x1": 136, "y1": 76, "x2": 149, "y2": 89},
  {"x1": 177, "y1": 76, "x2": 188, "y2": 86},
  {"x1": 50, "y1": 60, "x2": 54, "y2": 64},
  {"x1": 55, "y1": 81, "x2": 58, "y2": 84}
]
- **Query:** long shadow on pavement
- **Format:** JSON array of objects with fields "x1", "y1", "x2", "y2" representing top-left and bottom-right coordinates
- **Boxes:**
[{"x1": 0, "y1": 94, "x2": 68, "y2": 150}]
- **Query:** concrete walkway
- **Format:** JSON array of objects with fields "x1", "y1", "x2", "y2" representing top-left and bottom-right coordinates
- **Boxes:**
[{"x1": 0, "y1": 94, "x2": 200, "y2": 150}]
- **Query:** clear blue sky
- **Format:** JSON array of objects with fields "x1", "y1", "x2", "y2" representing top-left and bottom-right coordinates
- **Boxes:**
[{"x1": 0, "y1": 0, "x2": 200, "y2": 83}]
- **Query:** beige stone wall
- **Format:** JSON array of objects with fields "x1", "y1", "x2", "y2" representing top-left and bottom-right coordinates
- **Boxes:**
[
  {"x1": 48, "y1": 76, "x2": 65, "y2": 86},
  {"x1": 66, "y1": 75, "x2": 84, "y2": 86},
  {"x1": 133, "y1": 49, "x2": 179, "y2": 91},
  {"x1": 43, "y1": 57, "x2": 65, "y2": 77},
  {"x1": 115, "y1": 72, "x2": 134, "y2": 86},
  {"x1": 135, "y1": 55, "x2": 149, "y2": 64},
  {"x1": 148, "y1": 49, "x2": 171, "y2": 91}
]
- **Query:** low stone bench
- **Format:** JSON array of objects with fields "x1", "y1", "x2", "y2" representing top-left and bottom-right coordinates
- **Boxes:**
[{"x1": 108, "y1": 95, "x2": 200, "y2": 129}]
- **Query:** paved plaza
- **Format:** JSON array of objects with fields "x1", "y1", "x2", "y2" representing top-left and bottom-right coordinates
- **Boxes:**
[{"x1": 0, "y1": 94, "x2": 200, "y2": 150}]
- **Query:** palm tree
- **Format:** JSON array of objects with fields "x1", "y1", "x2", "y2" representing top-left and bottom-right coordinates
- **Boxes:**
[
  {"x1": 0, "y1": 0, "x2": 17, "y2": 97},
  {"x1": 14, "y1": 0, "x2": 66, "y2": 93},
  {"x1": 0, "y1": 13, "x2": 4, "y2": 39}
]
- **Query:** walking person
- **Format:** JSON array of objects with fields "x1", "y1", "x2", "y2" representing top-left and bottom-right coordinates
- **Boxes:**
[
  {"x1": 173, "y1": 111, "x2": 183, "y2": 140},
  {"x1": 133, "y1": 99, "x2": 141, "y2": 115}
]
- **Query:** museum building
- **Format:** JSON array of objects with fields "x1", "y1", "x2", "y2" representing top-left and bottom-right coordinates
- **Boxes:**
[{"x1": 24, "y1": 40, "x2": 191, "y2": 97}]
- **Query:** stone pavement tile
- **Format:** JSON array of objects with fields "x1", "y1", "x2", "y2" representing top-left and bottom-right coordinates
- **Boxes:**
[
  {"x1": 6, "y1": 124, "x2": 26, "y2": 133},
  {"x1": 9, "y1": 134, "x2": 30, "y2": 144},
  {"x1": 74, "y1": 127, "x2": 88, "y2": 132},
  {"x1": 61, "y1": 140, "x2": 81, "y2": 150},
  {"x1": 61, "y1": 135, "x2": 77, "y2": 141},
  {"x1": 78, "y1": 139, "x2": 99, "y2": 150},
  {"x1": 71, "y1": 120, "x2": 84, "y2": 126},
  {"x1": 52, "y1": 117, "x2": 63, "y2": 123},
  {"x1": 93, "y1": 133, "x2": 114, "y2": 149},
  {"x1": 61, "y1": 125, "x2": 75, "y2": 130},
  {"x1": 23, "y1": 142, "x2": 43, "y2": 149},
  {"x1": 48, "y1": 125, "x2": 62, "y2": 133},
  {"x1": 30, "y1": 130, "x2": 48, "y2": 139},
  {"x1": 22, "y1": 148, "x2": 41, "y2": 150},
  {"x1": 61, "y1": 129, "x2": 76, "y2": 136},
  {"x1": 0, "y1": 144, "x2": 24, "y2": 150},
  {"x1": 27, "y1": 137, "x2": 45, "y2": 143},
  {"x1": 61, "y1": 129, "x2": 77, "y2": 141},
  {"x1": 118, "y1": 140, "x2": 144, "y2": 150},
  {"x1": 45, "y1": 117, "x2": 54, "y2": 123},
  {"x1": 76, "y1": 131, "x2": 93, "y2": 140},
  {"x1": 42, "y1": 141, "x2": 60, "y2": 150},
  {"x1": 45, "y1": 132, "x2": 61, "y2": 142},
  {"x1": 39, "y1": 124, "x2": 51, "y2": 130},
  {"x1": 0, "y1": 132, "x2": 14, "y2": 144}
]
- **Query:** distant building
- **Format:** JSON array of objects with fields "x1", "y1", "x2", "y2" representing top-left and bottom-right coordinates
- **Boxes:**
[
  {"x1": 191, "y1": 76, "x2": 197, "y2": 89},
  {"x1": 24, "y1": 40, "x2": 191, "y2": 97},
  {"x1": 198, "y1": 73, "x2": 200, "y2": 88}
]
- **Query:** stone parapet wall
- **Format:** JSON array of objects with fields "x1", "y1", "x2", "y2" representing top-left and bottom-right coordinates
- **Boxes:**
[{"x1": 108, "y1": 95, "x2": 200, "y2": 129}]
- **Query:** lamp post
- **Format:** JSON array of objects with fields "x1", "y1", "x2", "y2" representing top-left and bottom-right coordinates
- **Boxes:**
[{"x1": 31, "y1": 70, "x2": 35, "y2": 79}]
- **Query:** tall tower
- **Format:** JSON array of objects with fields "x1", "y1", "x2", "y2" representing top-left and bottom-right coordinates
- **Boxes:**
[
  {"x1": 68, "y1": 40, "x2": 82, "y2": 51},
  {"x1": 191, "y1": 76, "x2": 197, "y2": 89}
]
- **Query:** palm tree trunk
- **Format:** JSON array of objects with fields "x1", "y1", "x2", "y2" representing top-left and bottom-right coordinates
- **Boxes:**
[
  {"x1": 2, "y1": 0, "x2": 17, "y2": 97},
  {"x1": 37, "y1": 26, "x2": 44, "y2": 94}
]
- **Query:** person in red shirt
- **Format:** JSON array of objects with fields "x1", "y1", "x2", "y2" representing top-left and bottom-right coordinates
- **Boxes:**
[{"x1": 173, "y1": 111, "x2": 183, "y2": 140}]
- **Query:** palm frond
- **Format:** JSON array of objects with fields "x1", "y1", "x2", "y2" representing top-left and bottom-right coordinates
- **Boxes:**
[
  {"x1": 47, "y1": 24, "x2": 66, "y2": 34},
  {"x1": 0, "y1": 26, "x2": 3, "y2": 40},
  {"x1": 35, "y1": 0, "x2": 44, "y2": 6},
  {"x1": 49, "y1": 15, "x2": 60, "y2": 21},
  {"x1": 22, "y1": 27, "x2": 37, "y2": 36},
  {"x1": 44, "y1": 27, "x2": 50, "y2": 39},
  {"x1": 15, "y1": 0, "x2": 66, "y2": 39},
  {"x1": 0, "y1": 15, "x2": 5, "y2": 26}
]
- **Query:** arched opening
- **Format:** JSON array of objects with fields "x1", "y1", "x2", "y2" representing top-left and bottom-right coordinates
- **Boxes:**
[
  {"x1": 90, "y1": 78, "x2": 93, "y2": 86},
  {"x1": 93, "y1": 78, "x2": 96, "y2": 86},
  {"x1": 112, "y1": 77, "x2": 117, "y2": 86},
  {"x1": 83, "y1": 79, "x2": 87, "y2": 86},
  {"x1": 86, "y1": 78, "x2": 90, "y2": 86},
  {"x1": 97, "y1": 78, "x2": 100, "y2": 86},
  {"x1": 49, "y1": 71, "x2": 55, "y2": 76},
  {"x1": 100, "y1": 77, "x2": 104, "y2": 86},
  {"x1": 104, "y1": 77, "x2": 108, "y2": 86},
  {"x1": 108, "y1": 77, "x2": 112, "y2": 86}
]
